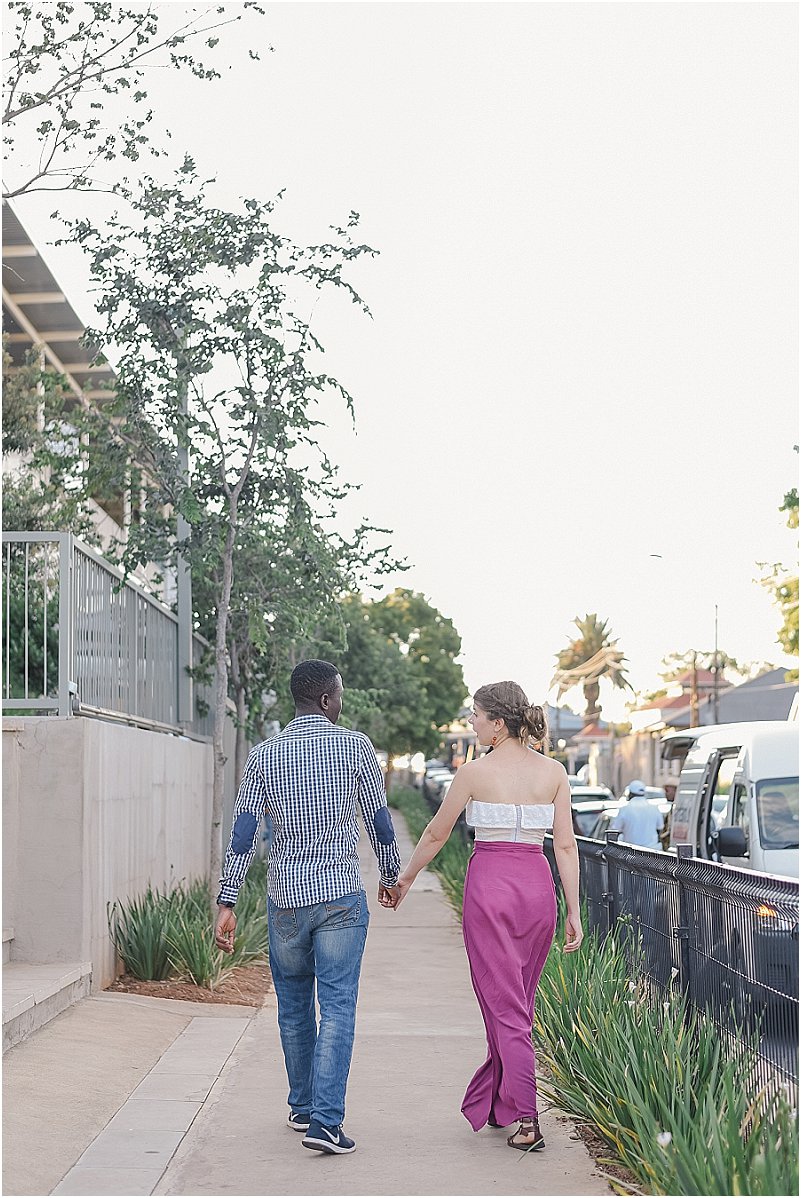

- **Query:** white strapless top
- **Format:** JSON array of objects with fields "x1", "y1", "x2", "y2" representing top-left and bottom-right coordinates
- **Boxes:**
[{"x1": 465, "y1": 800, "x2": 554, "y2": 845}]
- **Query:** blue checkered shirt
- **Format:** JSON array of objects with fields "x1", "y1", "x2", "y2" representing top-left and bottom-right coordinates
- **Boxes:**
[{"x1": 218, "y1": 714, "x2": 401, "y2": 909}]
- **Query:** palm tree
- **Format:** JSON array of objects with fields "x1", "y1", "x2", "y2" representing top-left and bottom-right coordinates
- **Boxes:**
[{"x1": 551, "y1": 613, "x2": 632, "y2": 721}]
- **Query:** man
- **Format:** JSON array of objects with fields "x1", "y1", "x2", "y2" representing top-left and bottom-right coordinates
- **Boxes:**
[
  {"x1": 610, "y1": 779, "x2": 664, "y2": 849},
  {"x1": 214, "y1": 660, "x2": 401, "y2": 1155}
]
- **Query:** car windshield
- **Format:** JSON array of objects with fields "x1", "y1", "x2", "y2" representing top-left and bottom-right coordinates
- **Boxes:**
[
  {"x1": 573, "y1": 810, "x2": 603, "y2": 836},
  {"x1": 756, "y1": 777, "x2": 799, "y2": 849}
]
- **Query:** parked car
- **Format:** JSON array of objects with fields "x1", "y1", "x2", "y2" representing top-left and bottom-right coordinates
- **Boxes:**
[
  {"x1": 663, "y1": 721, "x2": 799, "y2": 1023},
  {"x1": 620, "y1": 783, "x2": 666, "y2": 803},
  {"x1": 664, "y1": 721, "x2": 799, "y2": 878},
  {"x1": 588, "y1": 798, "x2": 671, "y2": 844},
  {"x1": 422, "y1": 766, "x2": 455, "y2": 810},
  {"x1": 570, "y1": 786, "x2": 616, "y2": 836}
]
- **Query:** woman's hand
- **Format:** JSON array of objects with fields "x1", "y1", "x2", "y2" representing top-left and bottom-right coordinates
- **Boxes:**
[
  {"x1": 563, "y1": 912, "x2": 583, "y2": 953},
  {"x1": 393, "y1": 875, "x2": 413, "y2": 908}
]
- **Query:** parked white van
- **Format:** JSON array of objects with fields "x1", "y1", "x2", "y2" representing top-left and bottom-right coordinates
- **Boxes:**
[{"x1": 663, "y1": 721, "x2": 799, "y2": 878}]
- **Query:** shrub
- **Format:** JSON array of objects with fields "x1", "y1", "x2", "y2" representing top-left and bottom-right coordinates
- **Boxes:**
[
  {"x1": 107, "y1": 860, "x2": 269, "y2": 988},
  {"x1": 166, "y1": 908, "x2": 229, "y2": 990},
  {"x1": 107, "y1": 886, "x2": 173, "y2": 981},
  {"x1": 534, "y1": 914, "x2": 799, "y2": 1196}
]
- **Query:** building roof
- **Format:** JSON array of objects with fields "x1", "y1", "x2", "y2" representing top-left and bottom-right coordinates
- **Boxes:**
[
  {"x1": 673, "y1": 667, "x2": 719, "y2": 688},
  {"x1": 575, "y1": 721, "x2": 610, "y2": 739},
  {"x1": 2, "y1": 202, "x2": 116, "y2": 403},
  {"x1": 664, "y1": 669, "x2": 796, "y2": 728}
]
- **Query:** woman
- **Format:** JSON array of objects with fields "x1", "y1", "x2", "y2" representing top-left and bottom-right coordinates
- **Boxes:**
[{"x1": 387, "y1": 681, "x2": 582, "y2": 1151}]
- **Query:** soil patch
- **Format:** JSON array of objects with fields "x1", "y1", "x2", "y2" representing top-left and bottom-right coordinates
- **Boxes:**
[
  {"x1": 565, "y1": 1117, "x2": 644, "y2": 1194},
  {"x1": 107, "y1": 962, "x2": 271, "y2": 1007}
]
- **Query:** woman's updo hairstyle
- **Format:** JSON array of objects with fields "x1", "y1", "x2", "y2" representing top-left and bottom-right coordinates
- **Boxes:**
[{"x1": 473, "y1": 680, "x2": 549, "y2": 747}]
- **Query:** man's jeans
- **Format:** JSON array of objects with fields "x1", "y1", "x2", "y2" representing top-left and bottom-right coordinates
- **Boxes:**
[{"x1": 268, "y1": 890, "x2": 369, "y2": 1127}]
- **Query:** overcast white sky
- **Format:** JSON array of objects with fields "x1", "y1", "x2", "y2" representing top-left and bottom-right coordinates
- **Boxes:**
[{"x1": 10, "y1": 1, "x2": 798, "y2": 720}]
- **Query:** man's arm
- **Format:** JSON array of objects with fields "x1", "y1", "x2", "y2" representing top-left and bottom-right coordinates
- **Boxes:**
[
  {"x1": 356, "y1": 737, "x2": 401, "y2": 890},
  {"x1": 217, "y1": 748, "x2": 268, "y2": 908}
]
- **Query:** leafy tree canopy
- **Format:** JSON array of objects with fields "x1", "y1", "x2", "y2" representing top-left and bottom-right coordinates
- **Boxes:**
[{"x1": 3, "y1": 1, "x2": 267, "y2": 198}]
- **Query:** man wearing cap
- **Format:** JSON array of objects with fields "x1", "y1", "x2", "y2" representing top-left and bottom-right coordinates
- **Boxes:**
[{"x1": 611, "y1": 779, "x2": 664, "y2": 850}]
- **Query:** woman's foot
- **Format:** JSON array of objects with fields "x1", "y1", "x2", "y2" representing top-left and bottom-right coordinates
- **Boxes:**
[{"x1": 507, "y1": 1117, "x2": 545, "y2": 1151}]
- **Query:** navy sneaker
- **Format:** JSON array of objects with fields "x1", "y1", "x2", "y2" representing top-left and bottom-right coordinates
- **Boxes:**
[
  {"x1": 302, "y1": 1119, "x2": 356, "y2": 1154},
  {"x1": 287, "y1": 1111, "x2": 311, "y2": 1132}
]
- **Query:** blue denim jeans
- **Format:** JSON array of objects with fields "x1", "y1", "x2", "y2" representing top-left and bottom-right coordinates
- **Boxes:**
[{"x1": 268, "y1": 890, "x2": 369, "y2": 1127}]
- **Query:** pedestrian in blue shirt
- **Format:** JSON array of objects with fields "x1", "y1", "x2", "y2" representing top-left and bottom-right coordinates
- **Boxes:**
[
  {"x1": 214, "y1": 659, "x2": 401, "y2": 1155},
  {"x1": 610, "y1": 779, "x2": 664, "y2": 849}
]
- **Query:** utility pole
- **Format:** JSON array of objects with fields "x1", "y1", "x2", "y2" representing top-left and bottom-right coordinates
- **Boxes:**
[
  {"x1": 690, "y1": 650, "x2": 699, "y2": 728},
  {"x1": 175, "y1": 334, "x2": 193, "y2": 731},
  {"x1": 712, "y1": 604, "x2": 720, "y2": 723}
]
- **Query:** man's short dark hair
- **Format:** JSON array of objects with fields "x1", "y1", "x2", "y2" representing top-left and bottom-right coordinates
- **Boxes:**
[{"x1": 290, "y1": 659, "x2": 340, "y2": 706}]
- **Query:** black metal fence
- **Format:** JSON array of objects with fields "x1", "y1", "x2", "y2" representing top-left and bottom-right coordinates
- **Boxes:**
[{"x1": 545, "y1": 831, "x2": 799, "y2": 1108}]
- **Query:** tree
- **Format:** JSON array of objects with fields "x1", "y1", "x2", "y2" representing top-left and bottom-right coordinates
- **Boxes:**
[
  {"x1": 3, "y1": 1, "x2": 266, "y2": 198},
  {"x1": 659, "y1": 649, "x2": 742, "y2": 683},
  {"x1": 194, "y1": 501, "x2": 401, "y2": 784},
  {"x1": 551, "y1": 613, "x2": 632, "y2": 721},
  {"x1": 1, "y1": 334, "x2": 124, "y2": 540},
  {"x1": 301, "y1": 589, "x2": 467, "y2": 779},
  {"x1": 68, "y1": 162, "x2": 381, "y2": 907},
  {"x1": 367, "y1": 588, "x2": 467, "y2": 731},
  {"x1": 759, "y1": 484, "x2": 799, "y2": 681}
]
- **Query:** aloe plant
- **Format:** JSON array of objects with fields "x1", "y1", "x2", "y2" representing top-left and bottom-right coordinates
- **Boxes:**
[
  {"x1": 166, "y1": 908, "x2": 229, "y2": 989},
  {"x1": 108, "y1": 861, "x2": 269, "y2": 986},
  {"x1": 107, "y1": 886, "x2": 173, "y2": 981},
  {"x1": 534, "y1": 915, "x2": 798, "y2": 1196}
]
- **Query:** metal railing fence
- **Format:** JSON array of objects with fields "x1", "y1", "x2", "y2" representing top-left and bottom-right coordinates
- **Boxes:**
[
  {"x1": 545, "y1": 832, "x2": 799, "y2": 1108},
  {"x1": 2, "y1": 532, "x2": 212, "y2": 738}
]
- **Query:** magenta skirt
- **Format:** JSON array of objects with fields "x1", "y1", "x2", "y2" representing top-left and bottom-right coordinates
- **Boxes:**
[{"x1": 460, "y1": 842, "x2": 557, "y2": 1131}]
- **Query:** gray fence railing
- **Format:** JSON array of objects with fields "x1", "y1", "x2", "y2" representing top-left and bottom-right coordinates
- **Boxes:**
[
  {"x1": 2, "y1": 531, "x2": 213, "y2": 738},
  {"x1": 544, "y1": 831, "x2": 799, "y2": 1109}
]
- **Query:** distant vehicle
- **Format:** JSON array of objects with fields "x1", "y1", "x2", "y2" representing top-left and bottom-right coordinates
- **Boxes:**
[
  {"x1": 621, "y1": 783, "x2": 666, "y2": 803},
  {"x1": 663, "y1": 722, "x2": 799, "y2": 1023},
  {"x1": 588, "y1": 798, "x2": 671, "y2": 844},
  {"x1": 422, "y1": 766, "x2": 455, "y2": 810},
  {"x1": 570, "y1": 787, "x2": 617, "y2": 836},
  {"x1": 664, "y1": 721, "x2": 799, "y2": 878},
  {"x1": 570, "y1": 785, "x2": 614, "y2": 802}
]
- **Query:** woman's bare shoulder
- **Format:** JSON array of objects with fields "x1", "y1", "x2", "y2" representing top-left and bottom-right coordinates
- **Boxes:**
[{"x1": 541, "y1": 755, "x2": 568, "y2": 779}]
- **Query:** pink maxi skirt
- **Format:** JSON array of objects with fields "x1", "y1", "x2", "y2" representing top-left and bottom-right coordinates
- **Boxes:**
[{"x1": 460, "y1": 842, "x2": 557, "y2": 1131}]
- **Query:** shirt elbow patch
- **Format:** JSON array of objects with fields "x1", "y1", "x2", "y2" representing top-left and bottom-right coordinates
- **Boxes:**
[
  {"x1": 232, "y1": 811, "x2": 257, "y2": 854},
  {"x1": 372, "y1": 807, "x2": 395, "y2": 845}
]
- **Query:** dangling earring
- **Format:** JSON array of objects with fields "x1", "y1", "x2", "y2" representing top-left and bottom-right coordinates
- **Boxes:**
[{"x1": 491, "y1": 735, "x2": 498, "y2": 746}]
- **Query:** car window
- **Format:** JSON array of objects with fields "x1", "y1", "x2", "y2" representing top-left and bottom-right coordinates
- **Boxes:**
[{"x1": 756, "y1": 778, "x2": 800, "y2": 850}]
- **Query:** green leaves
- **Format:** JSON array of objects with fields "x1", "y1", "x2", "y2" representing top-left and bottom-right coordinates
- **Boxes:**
[
  {"x1": 310, "y1": 590, "x2": 466, "y2": 759},
  {"x1": 4, "y1": 2, "x2": 268, "y2": 198},
  {"x1": 534, "y1": 916, "x2": 799, "y2": 1196},
  {"x1": 107, "y1": 863, "x2": 268, "y2": 990}
]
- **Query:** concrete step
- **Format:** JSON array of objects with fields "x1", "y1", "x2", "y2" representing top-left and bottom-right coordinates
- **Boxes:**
[
  {"x1": 2, "y1": 927, "x2": 13, "y2": 966},
  {"x1": 3, "y1": 962, "x2": 92, "y2": 1053}
]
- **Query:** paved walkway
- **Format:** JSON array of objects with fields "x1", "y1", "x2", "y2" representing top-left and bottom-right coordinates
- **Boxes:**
[{"x1": 4, "y1": 815, "x2": 610, "y2": 1196}]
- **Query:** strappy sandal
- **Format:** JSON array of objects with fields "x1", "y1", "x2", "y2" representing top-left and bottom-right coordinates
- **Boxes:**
[{"x1": 507, "y1": 1117, "x2": 545, "y2": 1151}]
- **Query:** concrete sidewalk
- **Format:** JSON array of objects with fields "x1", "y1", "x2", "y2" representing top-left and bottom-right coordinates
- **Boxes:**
[{"x1": 4, "y1": 814, "x2": 610, "y2": 1196}]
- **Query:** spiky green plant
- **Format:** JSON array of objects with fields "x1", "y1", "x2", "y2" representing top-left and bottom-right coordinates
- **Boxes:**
[
  {"x1": 535, "y1": 916, "x2": 799, "y2": 1196},
  {"x1": 107, "y1": 886, "x2": 173, "y2": 980},
  {"x1": 166, "y1": 908, "x2": 229, "y2": 990}
]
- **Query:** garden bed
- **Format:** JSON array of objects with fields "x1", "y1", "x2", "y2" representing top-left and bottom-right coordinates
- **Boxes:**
[{"x1": 108, "y1": 961, "x2": 271, "y2": 1007}]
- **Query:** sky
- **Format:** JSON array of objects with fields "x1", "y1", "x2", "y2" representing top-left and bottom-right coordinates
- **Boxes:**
[{"x1": 8, "y1": 1, "x2": 798, "y2": 721}]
